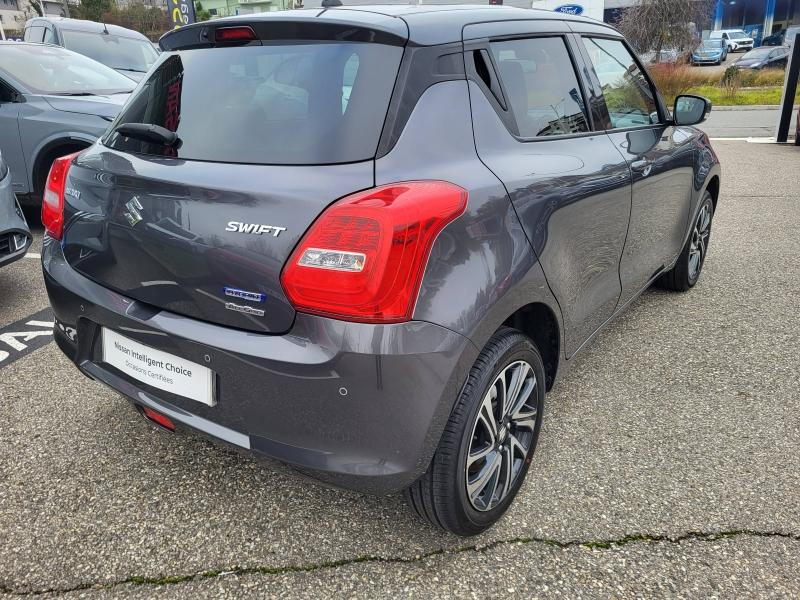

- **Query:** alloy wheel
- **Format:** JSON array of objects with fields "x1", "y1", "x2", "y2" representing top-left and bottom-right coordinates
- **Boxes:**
[
  {"x1": 688, "y1": 203, "x2": 712, "y2": 281},
  {"x1": 466, "y1": 360, "x2": 538, "y2": 512}
]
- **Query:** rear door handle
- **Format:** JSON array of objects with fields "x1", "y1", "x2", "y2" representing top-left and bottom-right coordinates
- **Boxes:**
[{"x1": 631, "y1": 159, "x2": 653, "y2": 176}]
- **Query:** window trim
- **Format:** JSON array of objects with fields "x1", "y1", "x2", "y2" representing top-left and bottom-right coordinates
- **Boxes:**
[
  {"x1": 465, "y1": 32, "x2": 598, "y2": 144},
  {"x1": 576, "y1": 33, "x2": 670, "y2": 134}
]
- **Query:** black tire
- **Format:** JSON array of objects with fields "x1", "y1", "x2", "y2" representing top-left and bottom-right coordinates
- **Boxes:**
[
  {"x1": 405, "y1": 327, "x2": 545, "y2": 536},
  {"x1": 657, "y1": 192, "x2": 714, "y2": 292}
]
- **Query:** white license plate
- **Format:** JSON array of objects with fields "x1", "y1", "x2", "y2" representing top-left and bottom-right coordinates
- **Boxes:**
[{"x1": 101, "y1": 328, "x2": 215, "y2": 406}]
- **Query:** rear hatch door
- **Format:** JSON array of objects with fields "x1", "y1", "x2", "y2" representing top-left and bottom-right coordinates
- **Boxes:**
[{"x1": 61, "y1": 18, "x2": 406, "y2": 334}]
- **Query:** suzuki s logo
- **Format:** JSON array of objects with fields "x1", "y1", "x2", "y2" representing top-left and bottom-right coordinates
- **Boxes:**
[
  {"x1": 225, "y1": 221, "x2": 287, "y2": 237},
  {"x1": 124, "y1": 197, "x2": 144, "y2": 227}
]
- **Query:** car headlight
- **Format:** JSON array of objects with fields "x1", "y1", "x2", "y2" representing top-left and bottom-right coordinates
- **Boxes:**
[{"x1": 0, "y1": 158, "x2": 7, "y2": 181}]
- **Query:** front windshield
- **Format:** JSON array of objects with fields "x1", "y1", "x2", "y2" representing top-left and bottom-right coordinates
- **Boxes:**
[
  {"x1": 61, "y1": 30, "x2": 158, "y2": 73},
  {"x1": 700, "y1": 39, "x2": 724, "y2": 50},
  {"x1": 729, "y1": 31, "x2": 749, "y2": 40},
  {"x1": 0, "y1": 44, "x2": 135, "y2": 95},
  {"x1": 744, "y1": 48, "x2": 772, "y2": 58}
]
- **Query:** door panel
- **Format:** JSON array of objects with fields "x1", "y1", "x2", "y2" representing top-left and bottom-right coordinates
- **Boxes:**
[
  {"x1": 576, "y1": 35, "x2": 695, "y2": 305},
  {"x1": 468, "y1": 80, "x2": 631, "y2": 357},
  {"x1": 607, "y1": 127, "x2": 696, "y2": 304}
]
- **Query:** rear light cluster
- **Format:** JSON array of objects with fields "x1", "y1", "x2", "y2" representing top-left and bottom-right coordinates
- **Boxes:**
[
  {"x1": 41, "y1": 151, "x2": 81, "y2": 240},
  {"x1": 281, "y1": 181, "x2": 467, "y2": 324}
]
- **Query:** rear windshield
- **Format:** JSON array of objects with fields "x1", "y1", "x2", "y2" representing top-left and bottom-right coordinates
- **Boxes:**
[
  {"x1": 105, "y1": 43, "x2": 403, "y2": 165},
  {"x1": 61, "y1": 30, "x2": 159, "y2": 74}
]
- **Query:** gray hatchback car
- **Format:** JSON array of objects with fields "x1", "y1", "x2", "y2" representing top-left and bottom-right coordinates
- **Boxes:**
[{"x1": 42, "y1": 6, "x2": 721, "y2": 536}]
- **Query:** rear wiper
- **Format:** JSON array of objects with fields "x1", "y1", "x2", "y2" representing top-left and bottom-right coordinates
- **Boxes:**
[
  {"x1": 115, "y1": 123, "x2": 179, "y2": 147},
  {"x1": 53, "y1": 92, "x2": 96, "y2": 96}
]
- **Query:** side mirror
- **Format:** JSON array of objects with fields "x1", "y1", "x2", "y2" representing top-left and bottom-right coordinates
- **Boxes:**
[{"x1": 673, "y1": 94, "x2": 711, "y2": 126}]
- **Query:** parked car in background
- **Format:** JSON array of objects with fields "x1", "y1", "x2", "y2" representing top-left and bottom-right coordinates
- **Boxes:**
[
  {"x1": 691, "y1": 38, "x2": 728, "y2": 65},
  {"x1": 735, "y1": 46, "x2": 791, "y2": 69},
  {"x1": 23, "y1": 17, "x2": 158, "y2": 81},
  {"x1": 0, "y1": 152, "x2": 31, "y2": 268},
  {"x1": 710, "y1": 29, "x2": 755, "y2": 53},
  {"x1": 762, "y1": 25, "x2": 800, "y2": 47},
  {"x1": 0, "y1": 42, "x2": 134, "y2": 205},
  {"x1": 42, "y1": 7, "x2": 720, "y2": 536},
  {"x1": 640, "y1": 47, "x2": 680, "y2": 64}
]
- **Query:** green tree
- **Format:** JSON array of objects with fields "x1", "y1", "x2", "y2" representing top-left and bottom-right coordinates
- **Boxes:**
[
  {"x1": 194, "y1": 1, "x2": 211, "y2": 22},
  {"x1": 617, "y1": 0, "x2": 716, "y2": 58},
  {"x1": 72, "y1": 0, "x2": 115, "y2": 21},
  {"x1": 26, "y1": 0, "x2": 43, "y2": 17}
]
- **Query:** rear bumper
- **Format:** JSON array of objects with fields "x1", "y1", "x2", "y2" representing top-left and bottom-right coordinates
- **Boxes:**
[{"x1": 43, "y1": 238, "x2": 478, "y2": 494}]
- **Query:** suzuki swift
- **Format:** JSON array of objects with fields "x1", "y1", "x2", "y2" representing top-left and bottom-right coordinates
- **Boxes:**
[{"x1": 42, "y1": 6, "x2": 721, "y2": 536}]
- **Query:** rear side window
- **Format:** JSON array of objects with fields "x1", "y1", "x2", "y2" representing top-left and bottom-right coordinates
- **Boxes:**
[
  {"x1": 489, "y1": 37, "x2": 589, "y2": 138},
  {"x1": 25, "y1": 26, "x2": 45, "y2": 42},
  {"x1": 106, "y1": 43, "x2": 403, "y2": 165},
  {"x1": 581, "y1": 37, "x2": 659, "y2": 130}
]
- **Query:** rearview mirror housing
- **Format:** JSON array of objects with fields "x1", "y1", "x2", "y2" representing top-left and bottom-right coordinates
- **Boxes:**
[{"x1": 673, "y1": 95, "x2": 712, "y2": 126}]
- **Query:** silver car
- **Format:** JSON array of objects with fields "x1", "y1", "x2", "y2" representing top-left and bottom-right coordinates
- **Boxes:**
[
  {"x1": 0, "y1": 152, "x2": 30, "y2": 268},
  {"x1": 0, "y1": 42, "x2": 134, "y2": 206}
]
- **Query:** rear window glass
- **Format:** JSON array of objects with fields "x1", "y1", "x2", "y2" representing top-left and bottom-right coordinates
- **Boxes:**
[{"x1": 105, "y1": 43, "x2": 403, "y2": 165}]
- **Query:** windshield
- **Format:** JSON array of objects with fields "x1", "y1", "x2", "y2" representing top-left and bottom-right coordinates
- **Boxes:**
[
  {"x1": 743, "y1": 48, "x2": 772, "y2": 58},
  {"x1": 729, "y1": 31, "x2": 749, "y2": 40},
  {"x1": 700, "y1": 39, "x2": 724, "y2": 50},
  {"x1": 0, "y1": 44, "x2": 136, "y2": 95},
  {"x1": 61, "y1": 30, "x2": 158, "y2": 73},
  {"x1": 106, "y1": 43, "x2": 403, "y2": 165}
]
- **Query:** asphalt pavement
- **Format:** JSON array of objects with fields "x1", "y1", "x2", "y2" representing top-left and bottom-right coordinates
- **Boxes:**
[
  {"x1": 698, "y1": 105, "x2": 799, "y2": 139},
  {"x1": 1, "y1": 141, "x2": 799, "y2": 598}
]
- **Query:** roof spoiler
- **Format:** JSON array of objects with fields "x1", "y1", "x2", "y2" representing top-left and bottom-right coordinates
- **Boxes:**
[{"x1": 159, "y1": 17, "x2": 407, "y2": 52}]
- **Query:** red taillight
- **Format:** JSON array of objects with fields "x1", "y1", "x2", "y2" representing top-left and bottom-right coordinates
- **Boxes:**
[
  {"x1": 41, "y1": 152, "x2": 80, "y2": 240},
  {"x1": 281, "y1": 181, "x2": 467, "y2": 324},
  {"x1": 215, "y1": 26, "x2": 257, "y2": 43},
  {"x1": 141, "y1": 406, "x2": 176, "y2": 431}
]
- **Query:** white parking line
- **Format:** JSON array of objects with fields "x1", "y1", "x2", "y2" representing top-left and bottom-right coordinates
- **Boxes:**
[{"x1": 23, "y1": 253, "x2": 41, "y2": 259}]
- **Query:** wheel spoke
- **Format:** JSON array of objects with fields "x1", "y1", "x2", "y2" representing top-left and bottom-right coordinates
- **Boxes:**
[
  {"x1": 467, "y1": 440, "x2": 494, "y2": 469},
  {"x1": 477, "y1": 392, "x2": 498, "y2": 445},
  {"x1": 467, "y1": 451, "x2": 501, "y2": 503},
  {"x1": 504, "y1": 362, "x2": 529, "y2": 417},
  {"x1": 509, "y1": 373, "x2": 536, "y2": 420},
  {"x1": 500, "y1": 444, "x2": 514, "y2": 498}
]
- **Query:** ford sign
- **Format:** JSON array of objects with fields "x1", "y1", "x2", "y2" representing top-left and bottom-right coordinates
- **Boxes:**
[{"x1": 554, "y1": 4, "x2": 584, "y2": 15}]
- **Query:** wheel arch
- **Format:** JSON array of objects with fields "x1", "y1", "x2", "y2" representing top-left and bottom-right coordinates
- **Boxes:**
[
  {"x1": 31, "y1": 136, "x2": 94, "y2": 196},
  {"x1": 705, "y1": 174, "x2": 720, "y2": 212},
  {"x1": 501, "y1": 302, "x2": 561, "y2": 391}
]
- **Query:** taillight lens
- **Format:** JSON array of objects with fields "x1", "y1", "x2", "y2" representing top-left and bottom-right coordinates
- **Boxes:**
[
  {"x1": 41, "y1": 152, "x2": 80, "y2": 240},
  {"x1": 281, "y1": 181, "x2": 467, "y2": 324}
]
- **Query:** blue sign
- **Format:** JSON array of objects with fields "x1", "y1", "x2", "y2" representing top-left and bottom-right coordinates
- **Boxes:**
[{"x1": 554, "y1": 4, "x2": 584, "y2": 15}]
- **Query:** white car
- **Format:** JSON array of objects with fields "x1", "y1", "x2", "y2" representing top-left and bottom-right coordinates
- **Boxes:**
[{"x1": 710, "y1": 29, "x2": 755, "y2": 53}]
